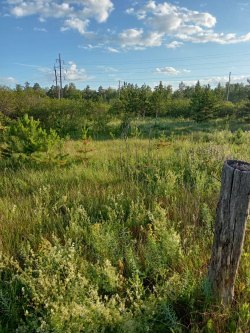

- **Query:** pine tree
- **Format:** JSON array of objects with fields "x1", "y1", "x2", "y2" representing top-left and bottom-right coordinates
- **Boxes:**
[{"x1": 191, "y1": 82, "x2": 218, "y2": 122}]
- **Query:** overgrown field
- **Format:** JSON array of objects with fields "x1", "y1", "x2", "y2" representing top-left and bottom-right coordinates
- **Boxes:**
[{"x1": 0, "y1": 119, "x2": 250, "y2": 332}]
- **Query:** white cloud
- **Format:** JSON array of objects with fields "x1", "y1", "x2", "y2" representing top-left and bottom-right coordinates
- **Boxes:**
[
  {"x1": 176, "y1": 25, "x2": 203, "y2": 36},
  {"x1": 126, "y1": 1, "x2": 250, "y2": 47},
  {"x1": 79, "y1": 43, "x2": 103, "y2": 50},
  {"x1": 97, "y1": 65, "x2": 118, "y2": 72},
  {"x1": 62, "y1": 18, "x2": 88, "y2": 35},
  {"x1": 126, "y1": 8, "x2": 134, "y2": 15},
  {"x1": 146, "y1": 1, "x2": 216, "y2": 33},
  {"x1": 176, "y1": 31, "x2": 250, "y2": 44},
  {"x1": 78, "y1": 0, "x2": 114, "y2": 23},
  {"x1": 7, "y1": 0, "x2": 250, "y2": 52},
  {"x1": 7, "y1": 0, "x2": 114, "y2": 34},
  {"x1": 119, "y1": 28, "x2": 163, "y2": 49},
  {"x1": 66, "y1": 61, "x2": 92, "y2": 82},
  {"x1": 10, "y1": 1, "x2": 73, "y2": 18},
  {"x1": 138, "y1": 0, "x2": 216, "y2": 35},
  {"x1": 106, "y1": 47, "x2": 120, "y2": 53},
  {"x1": 7, "y1": 0, "x2": 113, "y2": 21},
  {"x1": 33, "y1": 27, "x2": 47, "y2": 32},
  {"x1": 183, "y1": 75, "x2": 250, "y2": 87},
  {"x1": 155, "y1": 66, "x2": 178, "y2": 75},
  {"x1": 155, "y1": 66, "x2": 191, "y2": 75},
  {"x1": 184, "y1": 11, "x2": 216, "y2": 28},
  {"x1": 0, "y1": 76, "x2": 17, "y2": 86},
  {"x1": 166, "y1": 40, "x2": 183, "y2": 48},
  {"x1": 12, "y1": 62, "x2": 91, "y2": 84}
]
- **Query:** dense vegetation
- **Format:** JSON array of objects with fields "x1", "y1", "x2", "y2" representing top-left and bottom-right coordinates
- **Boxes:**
[
  {"x1": 0, "y1": 81, "x2": 250, "y2": 332},
  {"x1": 1, "y1": 80, "x2": 250, "y2": 136}
]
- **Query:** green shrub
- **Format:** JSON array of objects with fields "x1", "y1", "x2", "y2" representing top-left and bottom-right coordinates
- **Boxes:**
[
  {"x1": 231, "y1": 128, "x2": 245, "y2": 144},
  {"x1": 0, "y1": 239, "x2": 126, "y2": 333},
  {"x1": 29, "y1": 98, "x2": 87, "y2": 138},
  {"x1": 0, "y1": 89, "x2": 16, "y2": 117},
  {"x1": 1, "y1": 114, "x2": 60, "y2": 159},
  {"x1": 213, "y1": 101, "x2": 235, "y2": 118},
  {"x1": 167, "y1": 99, "x2": 191, "y2": 118},
  {"x1": 29, "y1": 99, "x2": 112, "y2": 139},
  {"x1": 236, "y1": 99, "x2": 250, "y2": 122}
]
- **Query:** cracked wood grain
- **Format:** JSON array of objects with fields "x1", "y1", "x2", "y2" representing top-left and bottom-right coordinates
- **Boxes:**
[{"x1": 208, "y1": 160, "x2": 250, "y2": 305}]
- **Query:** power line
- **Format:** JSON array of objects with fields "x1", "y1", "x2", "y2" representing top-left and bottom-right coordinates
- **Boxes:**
[
  {"x1": 61, "y1": 50, "x2": 250, "y2": 66},
  {"x1": 80, "y1": 73, "x2": 250, "y2": 84},
  {"x1": 78, "y1": 63, "x2": 250, "y2": 76},
  {"x1": 50, "y1": 52, "x2": 249, "y2": 89}
]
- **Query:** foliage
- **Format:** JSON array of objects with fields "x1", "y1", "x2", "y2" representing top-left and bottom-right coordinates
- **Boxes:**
[
  {"x1": 190, "y1": 82, "x2": 221, "y2": 122},
  {"x1": 166, "y1": 98, "x2": 191, "y2": 118},
  {"x1": 213, "y1": 101, "x2": 235, "y2": 118},
  {"x1": 0, "y1": 88, "x2": 17, "y2": 117},
  {"x1": 1, "y1": 114, "x2": 60, "y2": 160},
  {"x1": 0, "y1": 85, "x2": 250, "y2": 331},
  {"x1": 237, "y1": 99, "x2": 250, "y2": 122}
]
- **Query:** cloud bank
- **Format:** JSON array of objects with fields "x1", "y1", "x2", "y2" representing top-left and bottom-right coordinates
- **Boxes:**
[
  {"x1": 124, "y1": 0, "x2": 250, "y2": 49},
  {"x1": 6, "y1": 0, "x2": 114, "y2": 35}
]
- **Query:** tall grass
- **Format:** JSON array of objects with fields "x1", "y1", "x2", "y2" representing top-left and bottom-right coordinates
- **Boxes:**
[{"x1": 0, "y1": 125, "x2": 250, "y2": 332}]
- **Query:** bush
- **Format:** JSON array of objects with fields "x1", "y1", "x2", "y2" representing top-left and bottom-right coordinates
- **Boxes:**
[
  {"x1": 1, "y1": 114, "x2": 60, "y2": 159},
  {"x1": 213, "y1": 101, "x2": 235, "y2": 118},
  {"x1": 167, "y1": 99, "x2": 191, "y2": 118},
  {"x1": 29, "y1": 99, "x2": 112, "y2": 139},
  {"x1": 236, "y1": 99, "x2": 250, "y2": 122},
  {"x1": 0, "y1": 239, "x2": 125, "y2": 332},
  {"x1": 29, "y1": 98, "x2": 86, "y2": 138},
  {"x1": 0, "y1": 88, "x2": 16, "y2": 117}
]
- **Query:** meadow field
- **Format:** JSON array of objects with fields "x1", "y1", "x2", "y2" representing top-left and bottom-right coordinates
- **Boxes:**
[
  {"x1": 2, "y1": 0, "x2": 250, "y2": 330},
  {"x1": 1, "y1": 115, "x2": 250, "y2": 332}
]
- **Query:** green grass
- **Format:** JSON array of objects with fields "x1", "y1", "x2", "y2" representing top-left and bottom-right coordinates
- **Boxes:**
[
  {"x1": 132, "y1": 117, "x2": 250, "y2": 138},
  {"x1": 0, "y1": 119, "x2": 250, "y2": 332}
]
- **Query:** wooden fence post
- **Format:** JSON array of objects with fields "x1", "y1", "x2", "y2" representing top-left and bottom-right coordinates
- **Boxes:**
[{"x1": 208, "y1": 160, "x2": 250, "y2": 305}]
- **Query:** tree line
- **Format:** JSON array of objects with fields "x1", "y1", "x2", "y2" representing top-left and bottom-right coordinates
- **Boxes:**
[
  {"x1": 0, "y1": 80, "x2": 250, "y2": 130},
  {"x1": 10, "y1": 80, "x2": 250, "y2": 103}
]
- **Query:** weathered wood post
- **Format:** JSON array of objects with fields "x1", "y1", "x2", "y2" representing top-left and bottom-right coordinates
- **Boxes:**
[{"x1": 208, "y1": 160, "x2": 250, "y2": 305}]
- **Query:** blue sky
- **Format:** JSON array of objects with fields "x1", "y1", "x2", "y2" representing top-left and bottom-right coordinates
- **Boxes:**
[{"x1": 0, "y1": 0, "x2": 250, "y2": 89}]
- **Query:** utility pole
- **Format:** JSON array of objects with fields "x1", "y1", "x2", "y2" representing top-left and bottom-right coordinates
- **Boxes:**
[
  {"x1": 118, "y1": 80, "x2": 121, "y2": 98},
  {"x1": 58, "y1": 53, "x2": 63, "y2": 98},
  {"x1": 55, "y1": 53, "x2": 65, "y2": 99},
  {"x1": 54, "y1": 65, "x2": 60, "y2": 99},
  {"x1": 226, "y1": 72, "x2": 231, "y2": 101}
]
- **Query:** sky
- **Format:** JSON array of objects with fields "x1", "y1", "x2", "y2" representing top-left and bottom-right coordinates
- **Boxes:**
[{"x1": 0, "y1": 0, "x2": 250, "y2": 90}]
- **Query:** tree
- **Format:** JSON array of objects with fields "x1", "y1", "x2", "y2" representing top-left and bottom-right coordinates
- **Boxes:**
[
  {"x1": 105, "y1": 87, "x2": 118, "y2": 103},
  {"x1": 173, "y1": 81, "x2": 186, "y2": 99},
  {"x1": 24, "y1": 82, "x2": 31, "y2": 91},
  {"x1": 47, "y1": 85, "x2": 58, "y2": 99},
  {"x1": 82, "y1": 85, "x2": 98, "y2": 101},
  {"x1": 191, "y1": 82, "x2": 218, "y2": 122},
  {"x1": 63, "y1": 83, "x2": 81, "y2": 99},
  {"x1": 138, "y1": 84, "x2": 151, "y2": 117},
  {"x1": 214, "y1": 82, "x2": 225, "y2": 100},
  {"x1": 237, "y1": 97, "x2": 250, "y2": 122},
  {"x1": 0, "y1": 87, "x2": 16, "y2": 116},
  {"x1": 15, "y1": 84, "x2": 23, "y2": 92},
  {"x1": 33, "y1": 83, "x2": 41, "y2": 91},
  {"x1": 149, "y1": 81, "x2": 172, "y2": 117}
]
